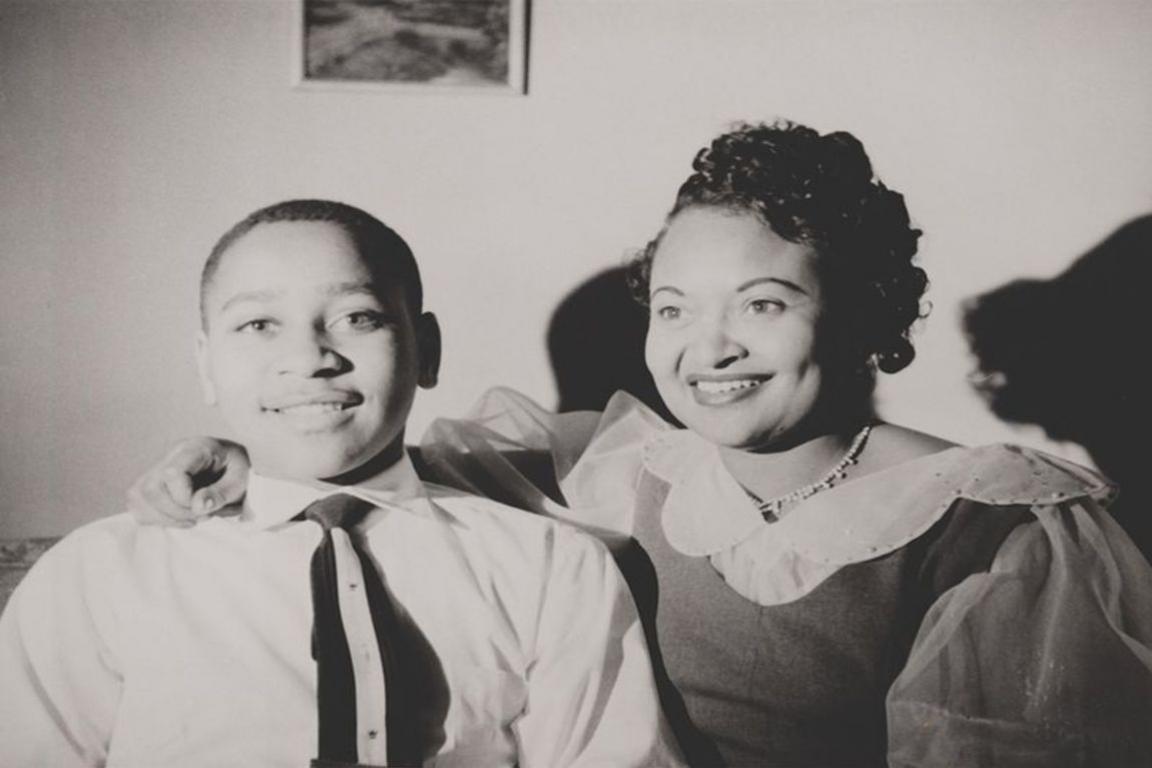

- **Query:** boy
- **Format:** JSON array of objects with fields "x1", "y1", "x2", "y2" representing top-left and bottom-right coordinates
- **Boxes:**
[{"x1": 0, "y1": 200, "x2": 680, "y2": 767}]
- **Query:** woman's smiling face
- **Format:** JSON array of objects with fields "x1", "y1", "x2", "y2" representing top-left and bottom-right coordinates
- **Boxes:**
[{"x1": 645, "y1": 206, "x2": 827, "y2": 451}]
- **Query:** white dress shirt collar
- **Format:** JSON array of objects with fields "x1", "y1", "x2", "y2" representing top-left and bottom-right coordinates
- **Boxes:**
[{"x1": 243, "y1": 450, "x2": 433, "y2": 529}]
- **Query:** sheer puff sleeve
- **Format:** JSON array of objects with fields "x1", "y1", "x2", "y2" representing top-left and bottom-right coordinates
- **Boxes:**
[
  {"x1": 418, "y1": 387, "x2": 668, "y2": 549},
  {"x1": 887, "y1": 494, "x2": 1152, "y2": 767}
]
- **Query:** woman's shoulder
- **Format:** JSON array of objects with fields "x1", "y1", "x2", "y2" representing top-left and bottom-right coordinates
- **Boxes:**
[
  {"x1": 775, "y1": 438, "x2": 1113, "y2": 569},
  {"x1": 858, "y1": 425, "x2": 1112, "y2": 507},
  {"x1": 857, "y1": 423, "x2": 956, "y2": 474}
]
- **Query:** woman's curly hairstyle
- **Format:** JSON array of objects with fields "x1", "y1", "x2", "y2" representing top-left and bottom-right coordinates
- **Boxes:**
[{"x1": 629, "y1": 120, "x2": 927, "y2": 378}]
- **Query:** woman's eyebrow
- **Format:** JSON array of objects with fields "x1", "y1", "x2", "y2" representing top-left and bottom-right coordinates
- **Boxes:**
[
  {"x1": 736, "y1": 276, "x2": 809, "y2": 296},
  {"x1": 650, "y1": 286, "x2": 685, "y2": 299}
]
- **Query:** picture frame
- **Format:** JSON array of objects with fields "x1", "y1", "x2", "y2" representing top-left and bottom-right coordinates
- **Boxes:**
[
  {"x1": 297, "y1": 0, "x2": 529, "y2": 95},
  {"x1": 296, "y1": 0, "x2": 527, "y2": 94}
]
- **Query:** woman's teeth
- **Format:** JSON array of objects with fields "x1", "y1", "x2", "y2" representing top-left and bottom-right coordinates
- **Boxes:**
[{"x1": 693, "y1": 379, "x2": 763, "y2": 395}]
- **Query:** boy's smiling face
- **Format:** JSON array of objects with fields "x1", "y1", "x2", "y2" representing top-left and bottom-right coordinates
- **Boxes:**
[{"x1": 197, "y1": 220, "x2": 438, "y2": 482}]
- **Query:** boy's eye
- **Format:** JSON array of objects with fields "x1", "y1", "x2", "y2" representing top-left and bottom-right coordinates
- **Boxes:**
[
  {"x1": 746, "y1": 298, "x2": 785, "y2": 315},
  {"x1": 331, "y1": 310, "x2": 388, "y2": 332},
  {"x1": 236, "y1": 318, "x2": 276, "y2": 334}
]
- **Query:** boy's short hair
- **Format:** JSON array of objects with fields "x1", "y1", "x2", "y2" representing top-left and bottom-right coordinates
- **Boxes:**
[{"x1": 200, "y1": 199, "x2": 423, "y2": 324}]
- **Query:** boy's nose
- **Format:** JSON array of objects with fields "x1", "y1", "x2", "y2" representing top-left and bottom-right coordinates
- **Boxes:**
[{"x1": 276, "y1": 329, "x2": 348, "y2": 377}]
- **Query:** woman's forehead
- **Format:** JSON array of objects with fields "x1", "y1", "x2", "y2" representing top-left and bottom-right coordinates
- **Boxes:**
[{"x1": 651, "y1": 207, "x2": 819, "y2": 290}]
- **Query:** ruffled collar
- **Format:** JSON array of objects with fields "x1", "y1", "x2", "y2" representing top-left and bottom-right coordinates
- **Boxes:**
[
  {"x1": 642, "y1": 429, "x2": 1115, "y2": 605},
  {"x1": 641, "y1": 430, "x2": 765, "y2": 555}
]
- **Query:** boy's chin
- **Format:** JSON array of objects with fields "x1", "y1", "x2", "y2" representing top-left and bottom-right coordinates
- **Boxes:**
[
  {"x1": 252, "y1": 447, "x2": 399, "y2": 485},
  {"x1": 252, "y1": 437, "x2": 410, "y2": 485}
]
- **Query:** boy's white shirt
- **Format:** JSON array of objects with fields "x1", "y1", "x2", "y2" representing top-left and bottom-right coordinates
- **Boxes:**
[
  {"x1": 243, "y1": 457, "x2": 429, "y2": 767},
  {"x1": 0, "y1": 452, "x2": 682, "y2": 767}
]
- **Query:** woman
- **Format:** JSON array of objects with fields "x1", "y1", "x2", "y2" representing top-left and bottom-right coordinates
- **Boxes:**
[{"x1": 131, "y1": 121, "x2": 1152, "y2": 766}]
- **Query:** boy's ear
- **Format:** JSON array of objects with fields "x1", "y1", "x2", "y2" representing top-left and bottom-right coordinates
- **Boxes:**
[
  {"x1": 195, "y1": 331, "x2": 218, "y2": 406},
  {"x1": 415, "y1": 312, "x2": 441, "y2": 389}
]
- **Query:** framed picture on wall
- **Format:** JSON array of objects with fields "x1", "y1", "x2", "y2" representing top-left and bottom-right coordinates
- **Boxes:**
[{"x1": 297, "y1": 0, "x2": 527, "y2": 93}]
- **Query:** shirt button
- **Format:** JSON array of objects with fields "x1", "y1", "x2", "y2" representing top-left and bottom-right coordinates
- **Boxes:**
[
  {"x1": 368, "y1": 730, "x2": 379, "y2": 739},
  {"x1": 349, "y1": 582, "x2": 359, "y2": 590}
]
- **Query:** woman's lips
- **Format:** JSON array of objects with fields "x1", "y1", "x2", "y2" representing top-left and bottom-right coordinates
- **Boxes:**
[{"x1": 686, "y1": 374, "x2": 771, "y2": 405}]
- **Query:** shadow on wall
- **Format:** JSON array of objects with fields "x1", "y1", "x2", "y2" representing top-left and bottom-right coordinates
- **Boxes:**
[
  {"x1": 547, "y1": 267, "x2": 674, "y2": 422},
  {"x1": 964, "y1": 214, "x2": 1152, "y2": 560}
]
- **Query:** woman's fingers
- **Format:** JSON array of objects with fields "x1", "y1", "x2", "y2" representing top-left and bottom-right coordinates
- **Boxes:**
[
  {"x1": 127, "y1": 463, "x2": 197, "y2": 526},
  {"x1": 126, "y1": 437, "x2": 245, "y2": 525},
  {"x1": 189, "y1": 441, "x2": 249, "y2": 516}
]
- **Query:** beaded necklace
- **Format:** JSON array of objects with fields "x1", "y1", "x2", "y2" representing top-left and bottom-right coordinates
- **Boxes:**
[{"x1": 745, "y1": 424, "x2": 874, "y2": 522}]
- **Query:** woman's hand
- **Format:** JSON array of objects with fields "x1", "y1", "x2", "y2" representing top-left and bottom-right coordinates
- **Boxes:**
[{"x1": 127, "y1": 437, "x2": 250, "y2": 526}]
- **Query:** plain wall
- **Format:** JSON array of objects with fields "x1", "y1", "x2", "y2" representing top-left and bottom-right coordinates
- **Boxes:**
[{"x1": 2, "y1": 0, "x2": 1150, "y2": 537}]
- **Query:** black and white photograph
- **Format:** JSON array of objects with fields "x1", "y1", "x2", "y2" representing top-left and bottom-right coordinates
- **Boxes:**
[{"x1": 2, "y1": 1, "x2": 1151, "y2": 766}]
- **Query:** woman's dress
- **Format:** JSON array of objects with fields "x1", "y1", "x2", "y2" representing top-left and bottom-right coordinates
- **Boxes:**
[{"x1": 419, "y1": 388, "x2": 1152, "y2": 767}]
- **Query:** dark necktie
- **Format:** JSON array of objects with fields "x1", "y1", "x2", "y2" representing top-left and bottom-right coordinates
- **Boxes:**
[{"x1": 304, "y1": 493, "x2": 419, "y2": 768}]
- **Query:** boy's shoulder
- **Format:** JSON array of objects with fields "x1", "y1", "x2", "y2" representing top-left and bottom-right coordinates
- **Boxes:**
[
  {"x1": 421, "y1": 482, "x2": 611, "y2": 559},
  {"x1": 414, "y1": 484, "x2": 624, "y2": 615},
  {"x1": 0, "y1": 536, "x2": 60, "y2": 615},
  {"x1": 1, "y1": 513, "x2": 152, "y2": 619},
  {"x1": 25, "y1": 512, "x2": 138, "y2": 560},
  {"x1": 12, "y1": 510, "x2": 205, "y2": 591}
]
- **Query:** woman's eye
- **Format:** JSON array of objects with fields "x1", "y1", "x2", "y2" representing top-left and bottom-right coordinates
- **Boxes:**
[
  {"x1": 746, "y1": 298, "x2": 785, "y2": 315},
  {"x1": 654, "y1": 305, "x2": 683, "y2": 321}
]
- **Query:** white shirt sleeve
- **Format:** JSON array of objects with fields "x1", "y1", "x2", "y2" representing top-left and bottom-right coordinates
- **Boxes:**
[
  {"x1": 513, "y1": 525, "x2": 684, "y2": 768},
  {"x1": 0, "y1": 533, "x2": 124, "y2": 767}
]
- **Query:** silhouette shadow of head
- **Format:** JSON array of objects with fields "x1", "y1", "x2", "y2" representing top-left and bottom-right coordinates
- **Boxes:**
[
  {"x1": 547, "y1": 267, "x2": 674, "y2": 421},
  {"x1": 964, "y1": 214, "x2": 1152, "y2": 558}
]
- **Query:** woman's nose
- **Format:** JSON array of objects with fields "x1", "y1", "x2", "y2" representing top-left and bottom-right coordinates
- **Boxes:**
[{"x1": 689, "y1": 316, "x2": 747, "y2": 369}]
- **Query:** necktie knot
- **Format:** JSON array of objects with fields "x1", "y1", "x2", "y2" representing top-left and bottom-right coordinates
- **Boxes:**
[{"x1": 304, "y1": 493, "x2": 375, "y2": 532}]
